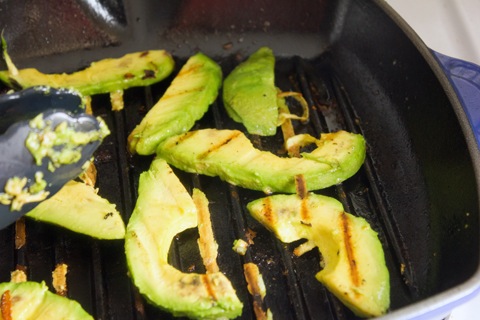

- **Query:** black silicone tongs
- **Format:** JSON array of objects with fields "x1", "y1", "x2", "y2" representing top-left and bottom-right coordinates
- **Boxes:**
[{"x1": 0, "y1": 87, "x2": 104, "y2": 229}]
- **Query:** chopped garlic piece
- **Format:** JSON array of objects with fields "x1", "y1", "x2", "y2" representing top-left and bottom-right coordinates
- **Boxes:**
[{"x1": 232, "y1": 239, "x2": 249, "y2": 255}]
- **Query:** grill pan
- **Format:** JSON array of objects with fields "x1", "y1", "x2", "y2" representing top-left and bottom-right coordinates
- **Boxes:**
[{"x1": 1, "y1": 0, "x2": 480, "y2": 319}]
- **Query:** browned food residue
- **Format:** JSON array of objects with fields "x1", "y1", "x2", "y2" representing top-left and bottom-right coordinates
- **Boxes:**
[
  {"x1": 0, "y1": 290, "x2": 12, "y2": 320},
  {"x1": 200, "y1": 274, "x2": 218, "y2": 302},
  {"x1": 14, "y1": 218, "x2": 26, "y2": 249},
  {"x1": 194, "y1": 189, "x2": 220, "y2": 274},
  {"x1": 245, "y1": 228, "x2": 257, "y2": 245},
  {"x1": 52, "y1": 263, "x2": 68, "y2": 296},
  {"x1": 244, "y1": 263, "x2": 269, "y2": 320}
]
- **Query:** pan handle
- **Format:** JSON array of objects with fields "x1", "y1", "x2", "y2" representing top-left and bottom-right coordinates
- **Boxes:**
[{"x1": 432, "y1": 50, "x2": 480, "y2": 149}]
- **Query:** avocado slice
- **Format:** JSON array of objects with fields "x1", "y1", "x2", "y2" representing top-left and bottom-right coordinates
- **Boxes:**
[
  {"x1": 0, "y1": 38, "x2": 175, "y2": 97},
  {"x1": 125, "y1": 158, "x2": 243, "y2": 319},
  {"x1": 0, "y1": 281, "x2": 93, "y2": 319},
  {"x1": 247, "y1": 193, "x2": 390, "y2": 318},
  {"x1": 156, "y1": 129, "x2": 366, "y2": 194},
  {"x1": 223, "y1": 47, "x2": 278, "y2": 136},
  {"x1": 128, "y1": 52, "x2": 223, "y2": 155},
  {"x1": 26, "y1": 180, "x2": 125, "y2": 240}
]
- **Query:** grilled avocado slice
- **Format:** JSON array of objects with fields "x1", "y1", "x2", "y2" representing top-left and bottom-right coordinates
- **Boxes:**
[
  {"x1": 223, "y1": 47, "x2": 278, "y2": 136},
  {"x1": 156, "y1": 129, "x2": 366, "y2": 194},
  {"x1": 125, "y1": 158, "x2": 243, "y2": 319},
  {"x1": 26, "y1": 180, "x2": 125, "y2": 239},
  {"x1": 0, "y1": 39, "x2": 175, "y2": 97},
  {"x1": 0, "y1": 281, "x2": 93, "y2": 319},
  {"x1": 128, "y1": 52, "x2": 222, "y2": 155},
  {"x1": 247, "y1": 193, "x2": 390, "y2": 318}
]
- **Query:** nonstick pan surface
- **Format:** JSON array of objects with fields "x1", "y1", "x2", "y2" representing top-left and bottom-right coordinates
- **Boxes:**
[{"x1": 0, "y1": 0, "x2": 479, "y2": 319}]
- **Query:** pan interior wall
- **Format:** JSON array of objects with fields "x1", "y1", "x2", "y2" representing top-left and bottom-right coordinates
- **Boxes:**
[
  {"x1": 329, "y1": 0, "x2": 480, "y2": 297},
  {"x1": 0, "y1": 0, "x2": 341, "y2": 72}
]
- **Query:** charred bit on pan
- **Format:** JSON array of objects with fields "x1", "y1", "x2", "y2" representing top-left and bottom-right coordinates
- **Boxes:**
[
  {"x1": 245, "y1": 228, "x2": 257, "y2": 245},
  {"x1": 15, "y1": 218, "x2": 26, "y2": 249}
]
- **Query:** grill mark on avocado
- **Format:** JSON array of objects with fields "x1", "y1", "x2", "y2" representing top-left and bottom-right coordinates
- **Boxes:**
[
  {"x1": 197, "y1": 131, "x2": 242, "y2": 159},
  {"x1": 261, "y1": 198, "x2": 275, "y2": 226},
  {"x1": 173, "y1": 131, "x2": 198, "y2": 146},
  {"x1": 162, "y1": 85, "x2": 207, "y2": 100},
  {"x1": 341, "y1": 212, "x2": 360, "y2": 288},
  {"x1": 295, "y1": 175, "x2": 312, "y2": 224},
  {"x1": 295, "y1": 174, "x2": 308, "y2": 199},
  {"x1": 176, "y1": 63, "x2": 203, "y2": 79},
  {"x1": 300, "y1": 199, "x2": 311, "y2": 225},
  {"x1": 142, "y1": 69, "x2": 156, "y2": 79}
]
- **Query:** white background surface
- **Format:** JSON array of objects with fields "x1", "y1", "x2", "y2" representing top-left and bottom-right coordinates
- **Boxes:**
[
  {"x1": 385, "y1": 0, "x2": 480, "y2": 66},
  {"x1": 384, "y1": 0, "x2": 480, "y2": 319}
]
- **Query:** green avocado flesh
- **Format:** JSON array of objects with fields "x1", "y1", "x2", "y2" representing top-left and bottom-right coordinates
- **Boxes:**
[
  {"x1": 0, "y1": 47, "x2": 175, "y2": 97},
  {"x1": 0, "y1": 281, "x2": 93, "y2": 319},
  {"x1": 247, "y1": 193, "x2": 390, "y2": 318},
  {"x1": 125, "y1": 158, "x2": 243, "y2": 319},
  {"x1": 156, "y1": 129, "x2": 366, "y2": 194},
  {"x1": 26, "y1": 180, "x2": 125, "y2": 239},
  {"x1": 128, "y1": 52, "x2": 223, "y2": 155},
  {"x1": 223, "y1": 47, "x2": 278, "y2": 136}
]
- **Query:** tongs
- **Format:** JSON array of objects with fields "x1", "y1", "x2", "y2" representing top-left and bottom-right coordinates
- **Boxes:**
[{"x1": 0, "y1": 87, "x2": 104, "y2": 229}]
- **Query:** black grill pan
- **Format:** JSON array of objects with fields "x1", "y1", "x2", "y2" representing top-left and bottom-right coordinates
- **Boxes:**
[{"x1": 0, "y1": 0, "x2": 479, "y2": 319}]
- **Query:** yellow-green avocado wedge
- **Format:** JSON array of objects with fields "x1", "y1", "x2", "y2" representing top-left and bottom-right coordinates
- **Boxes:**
[
  {"x1": 0, "y1": 39, "x2": 175, "y2": 97},
  {"x1": 128, "y1": 52, "x2": 222, "y2": 155},
  {"x1": 247, "y1": 193, "x2": 390, "y2": 318},
  {"x1": 223, "y1": 46, "x2": 278, "y2": 136},
  {"x1": 124, "y1": 158, "x2": 243, "y2": 319},
  {"x1": 26, "y1": 180, "x2": 125, "y2": 240},
  {"x1": 0, "y1": 281, "x2": 93, "y2": 319},
  {"x1": 156, "y1": 129, "x2": 366, "y2": 194}
]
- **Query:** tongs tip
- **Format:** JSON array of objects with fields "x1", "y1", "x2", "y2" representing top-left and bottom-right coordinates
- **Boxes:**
[{"x1": 0, "y1": 88, "x2": 107, "y2": 229}]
